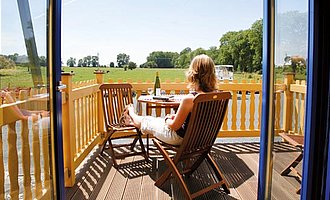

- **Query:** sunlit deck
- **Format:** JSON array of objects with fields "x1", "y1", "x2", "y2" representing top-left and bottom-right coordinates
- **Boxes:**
[
  {"x1": 65, "y1": 140, "x2": 302, "y2": 200},
  {"x1": 0, "y1": 73, "x2": 306, "y2": 199}
]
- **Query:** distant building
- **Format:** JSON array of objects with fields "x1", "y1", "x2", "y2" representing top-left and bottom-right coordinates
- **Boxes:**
[
  {"x1": 16, "y1": 55, "x2": 29, "y2": 63},
  {"x1": 215, "y1": 65, "x2": 234, "y2": 81}
]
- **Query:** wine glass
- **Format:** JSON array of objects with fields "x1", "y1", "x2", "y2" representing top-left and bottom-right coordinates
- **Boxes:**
[{"x1": 147, "y1": 88, "x2": 153, "y2": 96}]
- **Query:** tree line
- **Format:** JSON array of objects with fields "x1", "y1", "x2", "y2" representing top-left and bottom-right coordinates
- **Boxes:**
[
  {"x1": 139, "y1": 19, "x2": 263, "y2": 73},
  {"x1": 3, "y1": 19, "x2": 262, "y2": 73},
  {"x1": 76, "y1": 19, "x2": 263, "y2": 73},
  {"x1": 67, "y1": 55, "x2": 100, "y2": 67},
  {"x1": 140, "y1": 19, "x2": 262, "y2": 72}
]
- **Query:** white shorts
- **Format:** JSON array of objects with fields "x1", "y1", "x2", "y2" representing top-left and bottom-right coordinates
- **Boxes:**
[{"x1": 140, "y1": 116, "x2": 183, "y2": 145}]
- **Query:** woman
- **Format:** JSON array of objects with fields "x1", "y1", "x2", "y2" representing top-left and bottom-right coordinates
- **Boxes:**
[
  {"x1": 126, "y1": 54, "x2": 218, "y2": 145},
  {"x1": 1, "y1": 90, "x2": 50, "y2": 127}
]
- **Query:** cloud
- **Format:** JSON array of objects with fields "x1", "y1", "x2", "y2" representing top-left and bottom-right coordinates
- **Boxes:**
[
  {"x1": 64, "y1": 0, "x2": 80, "y2": 6},
  {"x1": 34, "y1": 13, "x2": 45, "y2": 20}
]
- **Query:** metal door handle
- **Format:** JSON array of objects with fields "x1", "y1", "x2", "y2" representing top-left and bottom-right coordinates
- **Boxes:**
[{"x1": 57, "y1": 81, "x2": 67, "y2": 91}]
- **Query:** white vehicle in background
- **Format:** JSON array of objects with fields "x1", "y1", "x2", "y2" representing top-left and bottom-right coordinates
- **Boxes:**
[{"x1": 215, "y1": 65, "x2": 234, "y2": 81}]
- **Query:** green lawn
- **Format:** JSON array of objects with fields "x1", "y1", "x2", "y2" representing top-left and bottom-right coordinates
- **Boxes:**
[
  {"x1": 0, "y1": 66, "x2": 47, "y2": 89},
  {"x1": 62, "y1": 67, "x2": 188, "y2": 83},
  {"x1": 1, "y1": 66, "x2": 294, "y2": 89}
]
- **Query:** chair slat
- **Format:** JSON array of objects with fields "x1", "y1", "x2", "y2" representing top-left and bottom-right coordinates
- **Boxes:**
[
  {"x1": 153, "y1": 91, "x2": 231, "y2": 199},
  {"x1": 99, "y1": 84, "x2": 147, "y2": 168}
]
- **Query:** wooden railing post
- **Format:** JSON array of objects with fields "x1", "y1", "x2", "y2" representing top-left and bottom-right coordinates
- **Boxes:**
[
  {"x1": 61, "y1": 72, "x2": 76, "y2": 187},
  {"x1": 0, "y1": 126, "x2": 4, "y2": 200},
  {"x1": 283, "y1": 72, "x2": 295, "y2": 132},
  {"x1": 94, "y1": 71, "x2": 105, "y2": 142}
]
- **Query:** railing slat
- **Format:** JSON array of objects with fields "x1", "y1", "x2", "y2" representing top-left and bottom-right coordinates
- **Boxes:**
[
  {"x1": 300, "y1": 94, "x2": 305, "y2": 135},
  {"x1": 275, "y1": 92, "x2": 281, "y2": 130},
  {"x1": 294, "y1": 93, "x2": 299, "y2": 133},
  {"x1": 8, "y1": 123, "x2": 19, "y2": 200},
  {"x1": 222, "y1": 108, "x2": 228, "y2": 131},
  {"x1": 258, "y1": 90, "x2": 262, "y2": 129},
  {"x1": 41, "y1": 120, "x2": 51, "y2": 189},
  {"x1": 232, "y1": 91, "x2": 238, "y2": 130},
  {"x1": 89, "y1": 95, "x2": 93, "y2": 140},
  {"x1": 21, "y1": 120, "x2": 32, "y2": 199},
  {"x1": 249, "y1": 91, "x2": 255, "y2": 130},
  {"x1": 241, "y1": 89, "x2": 246, "y2": 130},
  {"x1": 0, "y1": 126, "x2": 5, "y2": 200},
  {"x1": 82, "y1": 97, "x2": 87, "y2": 148},
  {"x1": 32, "y1": 117, "x2": 42, "y2": 198},
  {"x1": 75, "y1": 100, "x2": 81, "y2": 153}
]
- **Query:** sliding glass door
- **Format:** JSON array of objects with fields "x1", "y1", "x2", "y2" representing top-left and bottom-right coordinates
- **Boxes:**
[
  {"x1": 272, "y1": 0, "x2": 308, "y2": 198},
  {"x1": 0, "y1": 0, "x2": 62, "y2": 199}
]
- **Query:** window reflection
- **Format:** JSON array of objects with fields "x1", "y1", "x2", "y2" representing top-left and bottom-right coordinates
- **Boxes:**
[
  {"x1": 1, "y1": 0, "x2": 53, "y2": 199},
  {"x1": 273, "y1": 0, "x2": 308, "y2": 198}
]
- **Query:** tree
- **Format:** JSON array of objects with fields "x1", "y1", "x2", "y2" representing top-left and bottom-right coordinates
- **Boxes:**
[
  {"x1": 91, "y1": 55, "x2": 99, "y2": 67},
  {"x1": 140, "y1": 61, "x2": 157, "y2": 68},
  {"x1": 180, "y1": 47, "x2": 192, "y2": 55},
  {"x1": 0, "y1": 56, "x2": 16, "y2": 69},
  {"x1": 248, "y1": 19, "x2": 263, "y2": 72},
  {"x1": 67, "y1": 57, "x2": 76, "y2": 67},
  {"x1": 117, "y1": 53, "x2": 130, "y2": 67},
  {"x1": 110, "y1": 62, "x2": 115, "y2": 68},
  {"x1": 6, "y1": 53, "x2": 19, "y2": 63},
  {"x1": 206, "y1": 46, "x2": 219, "y2": 64},
  {"x1": 145, "y1": 51, "x2": 178, "y2": 68},
  {"x1": 39, "y1": 56, "x2": 46, "y2": 66},
  {"x1": 77, "y1": 59, "x2": 83, "y2": 67},
  {"x1": 175, "y1": 53, "x2": 190, "y2": 68},
  {"x1": 191, "y1": 48, "x2": 207, "y2": 58},
  {"x1": 218, "y1": 31, "x2": 239, "y2": 71},
  {"x1": 175, "y1": 47, "x2": 192, "y2": 68},
  {"x1": 128, "y1": 61, "x2": 137, "y2": 70},
  {"x1": 217, "y1": 30, "x2": 254, "y2": 72}
]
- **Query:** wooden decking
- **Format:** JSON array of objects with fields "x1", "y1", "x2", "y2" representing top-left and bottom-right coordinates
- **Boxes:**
[{"x1": 65, "y1": 141, "x2": 302, "y2": 200}]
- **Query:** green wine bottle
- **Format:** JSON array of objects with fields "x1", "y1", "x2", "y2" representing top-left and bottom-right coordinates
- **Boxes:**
[{"x1": 153, "y1": 72, "x2": 161, "y2": 96}]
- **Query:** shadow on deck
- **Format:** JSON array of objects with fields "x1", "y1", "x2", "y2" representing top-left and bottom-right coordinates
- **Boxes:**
[{"x1": 65, "y1": 141, "x2": 302, "y2": 200}]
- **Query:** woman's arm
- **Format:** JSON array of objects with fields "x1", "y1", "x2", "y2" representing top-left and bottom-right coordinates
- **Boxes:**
[{"x1": 165, "y1": 94, "x2": 194, "y2": 131}]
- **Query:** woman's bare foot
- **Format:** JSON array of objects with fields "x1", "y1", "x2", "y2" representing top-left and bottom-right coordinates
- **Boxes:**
[
  {"x1": 125, "y1": 104, "x2": 143, "y2": 129},
  {"x1": 122, "y1": 104, "x2": 134, "y2": 126}
]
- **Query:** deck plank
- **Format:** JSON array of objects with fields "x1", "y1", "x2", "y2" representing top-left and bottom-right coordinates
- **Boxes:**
[
  {"x1": 65, "y1": 142, "x2": 302, "y2": 200},
  {"x1": 95, "y1": 153, "x2": 124, "y2": 200},
  {"x1": 66, "y1": 148, "x2": 114, "y2": 200},
  {"x1": 121, "y1": 156, "x2": 144, "y2": 200},
  {"x1": 103, "y1": 156, "x2": 134, "y2": 200}
]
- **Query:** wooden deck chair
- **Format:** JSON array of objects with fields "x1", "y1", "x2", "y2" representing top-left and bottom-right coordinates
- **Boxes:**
[
  {"x1": 153, "y1": 91, "x2": 231, "y2": 199},
  {"x1": 279, "y1": 132, "x2": 304, "y2": 194},
  {"x1": 100, "y1": 83, "x2": 147, "y2": 168}
]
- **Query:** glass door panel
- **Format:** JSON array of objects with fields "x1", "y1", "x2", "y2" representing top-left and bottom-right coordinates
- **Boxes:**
[
  {"x1": 272, "y1": 0, "x2": 308, "y2": 198},
  {"x1": 1, "y1": 0, "x2": 55, "y2": 199}
]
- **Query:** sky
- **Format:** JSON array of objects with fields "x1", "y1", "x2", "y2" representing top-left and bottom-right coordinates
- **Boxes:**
[
  {"x1": 61, "y1": 0, "x2": 264, "y2": 65},
  {"x1": 1, "y1": 0, "x2": 307, "y2": 66}
]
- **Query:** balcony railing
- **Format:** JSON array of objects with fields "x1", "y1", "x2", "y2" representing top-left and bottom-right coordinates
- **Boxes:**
[{"x1": 0, "y1": 71, "x2": 306, "y2": 198}]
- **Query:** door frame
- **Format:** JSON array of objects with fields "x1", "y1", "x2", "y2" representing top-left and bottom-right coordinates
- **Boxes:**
[
  {"x1": 48, "y1": 0, "x2": 65, "y2": 199},
  {"x1": 258, "y1": 0, "x2": 330, "y2": 199}
]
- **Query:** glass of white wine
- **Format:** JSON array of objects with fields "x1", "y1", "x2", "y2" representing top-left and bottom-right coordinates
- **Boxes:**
[{"x1": 147, "y1": 88, "x2": 153, "y2": 96}]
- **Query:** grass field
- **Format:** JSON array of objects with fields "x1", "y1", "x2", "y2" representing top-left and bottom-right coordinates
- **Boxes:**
[
  {"x1": 62, "y1": 67, "x2": 188, "y2": 83},
  {"x1": 0, "y1": 66, "x2": 291, "y2": 89}
]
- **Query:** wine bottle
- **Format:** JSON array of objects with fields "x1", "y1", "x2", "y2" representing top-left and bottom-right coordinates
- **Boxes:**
[{"x1": 154, "y1": 72, "x2": 161, "y2": 96}]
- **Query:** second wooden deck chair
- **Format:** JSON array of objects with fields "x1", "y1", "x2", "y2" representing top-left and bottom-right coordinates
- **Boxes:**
[
  {"x1": 100, "y1": 83, "x2": 147, "y2": 168},
  {"x1": 153, "y1": 91, "x2": 231, "y2": 200}
]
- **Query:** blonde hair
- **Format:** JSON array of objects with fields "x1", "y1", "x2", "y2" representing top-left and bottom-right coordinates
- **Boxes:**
[{"x1": 186, "y1": 54, "x2": 217, "y2": 92}]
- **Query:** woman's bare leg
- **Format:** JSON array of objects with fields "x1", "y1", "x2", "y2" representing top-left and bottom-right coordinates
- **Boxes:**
[{"x1": 127, "y1": 105, "x2": 143, "y2": 129}]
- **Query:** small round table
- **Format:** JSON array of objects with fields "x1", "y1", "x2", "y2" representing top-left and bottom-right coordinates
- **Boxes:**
[{"x1": 137, "y1": 95, "x2": 182, "y2": 115}]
